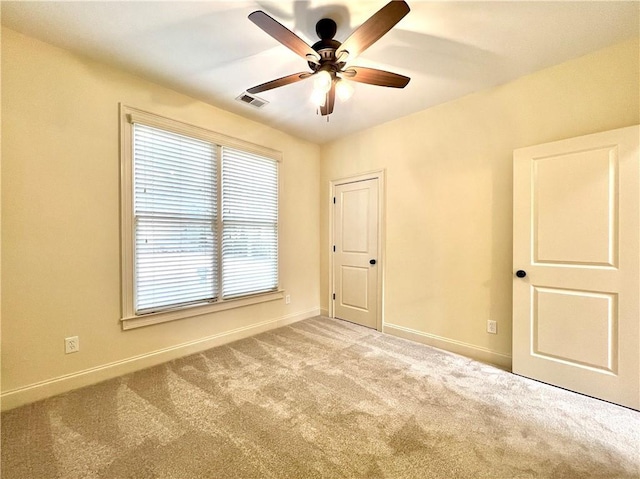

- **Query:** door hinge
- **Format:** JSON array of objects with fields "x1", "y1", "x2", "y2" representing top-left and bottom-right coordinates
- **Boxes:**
[
  {"x1": 333, "y1": 245, "x2": 336, "y2": 252},
  {"x1": 333, "y1": 196, "x2": 336, "y2": 204},
  {"x1": 332, "y1": 293, "x2": 335, "y2": 300}
]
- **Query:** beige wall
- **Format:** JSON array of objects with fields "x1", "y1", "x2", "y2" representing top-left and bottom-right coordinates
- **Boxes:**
[
  {"x1": 1, "y1": 28, "x2": 320, "y2": 408},
  {"x1": 320, "y1": 38, "x2": 640, "y2": 365}
]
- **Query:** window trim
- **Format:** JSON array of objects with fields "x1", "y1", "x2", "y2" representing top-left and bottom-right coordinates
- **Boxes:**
[{"x1": 120, "y1": 104, "x2": 283, "y2": 330}]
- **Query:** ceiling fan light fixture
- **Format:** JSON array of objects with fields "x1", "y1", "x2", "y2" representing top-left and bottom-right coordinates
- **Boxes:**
[
  {"x1": 313, "y1": 69, "x2": 333, "y2": 93},
  {"x1": 335, "y1": 78, "x2": 354, "y2": 102},
  {"x1": 310, "y1": 88, "x2": 326, "y2": 107}
]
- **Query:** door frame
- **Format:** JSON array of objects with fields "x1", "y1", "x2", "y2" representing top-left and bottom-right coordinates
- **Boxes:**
[{"x1": 329, "y1": 170, "x2": 386, "y2": 331}]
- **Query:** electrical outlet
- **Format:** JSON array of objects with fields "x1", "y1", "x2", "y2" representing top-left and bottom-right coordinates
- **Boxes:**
[
  {"x1": 285, "y1": 295, "x2": 291, "y2": 304},
  {"x1": 65, "y1": 336, "x2": 79, "y2": 354},
  {"x1": 487, "y1": 320, "x2": 497, "y2": 335}
]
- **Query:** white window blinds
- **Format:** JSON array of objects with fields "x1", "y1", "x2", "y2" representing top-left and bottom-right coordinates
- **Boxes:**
[
  {"x1": 222, "y1": 148, "x2": 278, "y2": 298},
  {"x1": 130, "y1": 120, "x2": 279, "y2": 316},
  {"x1": 133, "y1": 124, "x2": 217, "y2": 313}
]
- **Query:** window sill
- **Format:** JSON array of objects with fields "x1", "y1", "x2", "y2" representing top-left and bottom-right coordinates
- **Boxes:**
[{"x1": 121, "y1": 290, "x2": 285, "y2": 330}]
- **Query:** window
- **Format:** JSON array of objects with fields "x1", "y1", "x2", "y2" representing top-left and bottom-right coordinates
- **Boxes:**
[
  {"x1": 133, "y1": 124, "x2": 218, "y2": 313},
  {"x1": 120, "y1": 105, "x2": 282, "y2": 329},
  {"x1": 221, "y1": 148, "x2": 278, "y2": 298}
]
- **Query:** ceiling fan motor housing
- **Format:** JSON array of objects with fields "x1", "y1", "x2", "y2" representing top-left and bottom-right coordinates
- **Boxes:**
[{"x1": 309, "y1": 19, "x2": 345, "y2": 73}]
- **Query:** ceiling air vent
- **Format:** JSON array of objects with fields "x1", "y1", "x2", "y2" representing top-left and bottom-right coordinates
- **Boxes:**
[{"x1": 236, "y1": 92, "x2": 268, "y2": 109}]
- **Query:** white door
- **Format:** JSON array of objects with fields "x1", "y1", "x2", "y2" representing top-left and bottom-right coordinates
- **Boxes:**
[
  {"x1": 513, "y1": 125, "x2": 639, "y2": 410},
  {"x1": 333, "y1": 178, "x2": 379, "y2": 329}
]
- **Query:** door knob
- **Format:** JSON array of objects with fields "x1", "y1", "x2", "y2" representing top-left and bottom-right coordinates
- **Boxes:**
[
  {"x1": 370, "y1": 259, "x2": 376, "y2": 265},
  {"x1": 515, "y1": 270, "x2": 527, "y2": 278}
]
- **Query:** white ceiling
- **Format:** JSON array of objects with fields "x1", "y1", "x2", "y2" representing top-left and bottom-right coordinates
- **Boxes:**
[{"x1": 2, "y1": 1, "x2": 638, "y2": 144}]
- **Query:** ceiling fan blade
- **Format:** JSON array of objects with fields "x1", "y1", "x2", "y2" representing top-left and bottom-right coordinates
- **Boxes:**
[
  {"x1": 336, "y1": 1, "x2": 410, "y2": 60},
  {"x1": 343, "y1": 66, "x2": 410, "y2": 88},
  {"x1": 247, "y1": 72, "x2": 311, "y2": 94},
  {"x1": 249, "y1": 11, "x2": 320, "y2": 63},
  {"x1": 320, "y1": 83, "x2": 336, "y2": 116}
]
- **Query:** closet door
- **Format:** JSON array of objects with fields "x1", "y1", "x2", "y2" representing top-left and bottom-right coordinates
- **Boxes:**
[{"x1": 333, "y1": 178, "x2": 379, "y2": 329}]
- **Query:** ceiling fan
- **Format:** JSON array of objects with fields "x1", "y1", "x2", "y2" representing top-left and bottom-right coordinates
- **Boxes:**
[{"x1": 246, "y1": 0, "x2": 411, "y2": 116}]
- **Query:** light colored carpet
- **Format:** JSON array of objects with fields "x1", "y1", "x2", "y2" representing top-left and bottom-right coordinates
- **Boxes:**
[{"x1": 1, "y1": 316, "x2": 638, "y2": 478}]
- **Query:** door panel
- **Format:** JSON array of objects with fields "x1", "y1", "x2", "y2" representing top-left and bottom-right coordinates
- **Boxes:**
[
  {"x1": 532, "y1": 287, "x2": 617, "y2": 372},
  {"x1": 513, "y1": 125, "x2": 639, "y2": 410},
  {"x1": 334, "y1": 179, "x2": 379, "y2": 329},
  {"x1": 533, "y1": 147, "x2": 617, "y2": 266},
  {"x1": 341, "y1": 188, "x2": 370, "y2": 253},
  {"x1": 340, "y1": 266, "x2": 369, "y2": 310}
]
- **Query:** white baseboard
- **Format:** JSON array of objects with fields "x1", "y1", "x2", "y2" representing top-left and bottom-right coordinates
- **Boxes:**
[
  {"x1": 383, "y1": 323, "x2": 512, "y2": 370},
  {"x1": 1, "y1": 308, "x2": 319, "y2": 411},
  {"x1": 320, "y1": 308, "x2": 329, "y2": 317}
]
